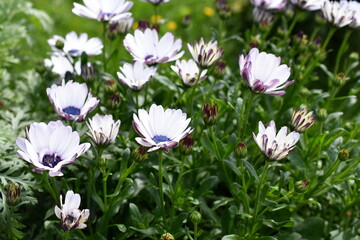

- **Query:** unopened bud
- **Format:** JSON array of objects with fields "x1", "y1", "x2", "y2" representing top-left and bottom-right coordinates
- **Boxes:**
[
  {"x1": 182, "y1": 15, "x2": 191, "y2": 27},
  {"x1": 81, "y1": 63, "x2": 95, "y2": 81},
  {"x1": 295, "y1": 180, "x2": 310, "y2": 193},
  {"x1": 235, "y1": 142, "x2": 247, "y2": 158},
  {"x1": 203, "y1": 102, "x2": 218, "y2": 126},
  {"x1": 6, "y1": 182, "x2": 20, "y2": 205},
  {"x1": 338, "y1": 149, "x2": 349, "y2": 161},
  {"x1": 133, "y1": 146, "x2": 149, "y2": 163},
  {"x1": 105, "y1": 79, "x2": 118, "y2": 92},
  {"x1": 35, "y1": 62, "x2": 46, "y2": 74},
  {"x1": 317, "y1": 108, "x2": 327, "y2": 122},
  {"x1": 160, "y1": 233, "x2": 174, "y2": 240},
  {"x1": 108, "y1": 92, "x2": 121, "y2": 108},
  {"x1": 180, "y1": 135, "x2": 193, "y2": 155},
  {"x1": 55, "y1": 39, "x2": 64, "y2": 50},
  {"x1": 291, "y1": 107, "x2": 316, "y2": 133},
  {"x1": 190, "y1": 210, "x2": 202, "y2": 224},
  {"x1": 216, "y1": 0, "x2": 231, "y2": 19},
  {"x1": 333, "y1": 73, "x2": 346, "y2": 87},
  {"x1": 214, "y1": 60, "x2": 226, "y2": 77},
  {"x1": 138, "y1": 20, "x2": 150, "y2": 31}
]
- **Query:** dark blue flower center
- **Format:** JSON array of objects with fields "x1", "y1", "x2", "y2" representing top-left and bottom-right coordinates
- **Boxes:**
[
  {"x1": 42, "y1": 154, "x2": 62, "y2": 168},
  {"x1": 152, "y1": 135, "x2": 170, "y2": 144},
  {"x1": 63, "y1": 106, "x2": 81, "y2": 116},
  {"x1": 68, "y1": 49, "x2": 80, "y2": 55}
]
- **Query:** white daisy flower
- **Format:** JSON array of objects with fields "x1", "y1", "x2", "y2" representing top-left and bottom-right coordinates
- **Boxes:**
[
  {"x1": 187, "y1": 38, "x2": 224, "y2": 68},
  {"x1": 348, "y1": 1, "x2": 360, "y2": 28},
  {"x1": 250, "y1": 0, "x2": 287, "y2": 11},
  {"x1": 109, "y1": 17, "x2": 134, "y2": 35},
  {"x1": 44, "y1": 54, "x2": 75, "y2": 78},
  {"x1": 117, "y1": 61, "x2": 157, "y2": 91},
  {"x1": 47, "y1": 80, "x2": 100, "y2": 122},
  {"x1": 253, "y1": 120, "x2": 300, "y2": 161},
  {"x1": 85, "y1": 114, "x2": 121, "y2": 146},
  {"x1": 72, "y1": 0, "x2": 133, "y2": 22},
  {"x1": 171, "y1": 59, "x2": 208, "y2": 87},
  {"x1": 16, "y1": 121, "x2": 91, "y2": 177},
  {"x1": 252, "y1": 7, "x2": 275, "y2": 24},
  {"x1": 54, "y1": 190, "x2": 90, "y2": 230},
  {"x1": 239, "y1": 48, "x2": 294, "y2": 96},
  {"x1": 133, "y1": 104, "x2": 193, "y2": 152},
  {"x1": 123, "y1": 28, "x2": 184, "y2": 65},
  {"x1": 48, "y1": 31, "x2": 103, "y2": 57},
  {"x1": 290, "y1": 0, "x2": 325, "y2": 11},
  {"x1": 140, "y1": 0, "x2": 170, "y2": 5},
  {"x1": 321, "y1": 0, "x2": 355, "y2": 28}
]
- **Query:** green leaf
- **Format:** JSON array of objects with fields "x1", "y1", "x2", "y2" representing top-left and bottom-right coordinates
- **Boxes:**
[
  {"x1": 242, "y1": 159, "x2": 259, "y2": 182},
  {"x1": 114, "y1": 224, "x2": 127, "y2": 233},
  {"x1": 222, "y1": 234, "x2": 241, "y2": 240}
]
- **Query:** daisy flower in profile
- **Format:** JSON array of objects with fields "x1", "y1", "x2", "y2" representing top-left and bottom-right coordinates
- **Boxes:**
[
  {"x1": 72, "y1": 0, "x2": 133, "y2": 22},
  {"x1": 85, "y1": 114, "x2": 121, "y2": 146},
  {"x1": 252, "y1": 7, "x2": 275, "y2": 25},
  {"x1": 171, "y1": 59, "x2": 208, "y2": 87},
  {"x1": 117, "y1": 61, "x2": 157, "y2": 91},
  {"x1": 55, "y1": 190, "x2": 90, "y2": 230},
  {"x1": 133, "y1": 104, "x2": 193, "y2": 152},
  {"x1": 250, "y1": 0, "x2": 287, "y2": 11},
  {"x1": 348, "y1": 1, "x2": 360, "y2": 28},
  {"x1": 291, "y1": 107, "x2": 316, "y2": 133},
  {"x1": 44, "y1": 54, "x2": 75, "y2": 78},
  {"x1": 140, "y1": 0, "x2": 170, "y2": 5},
  {"x1": 48, "y1": 32, "x2": 103, "y2": 57},
  {"x1": 290, "y1": 0, "x2": 325, "y2": 11},
  {"x1": 187, "y1": 38, "x2": 223, "y2": 68},
  {"x1": 253, "y1": 120, "x2": 300, "y2": 161},
  {"x1": 239, "y1": 48, "x2": 294, "y2": 96},
  {"x1": 16, "y1": 121, "x2": 91, "y2": 177},
  {"x1": 47, "y1": 80, "x2": 100, "y2": 122},
  {"x1": 321, "y1": 0, "x2": 355, "y2": 28},
  {"x1": 123, "y1": 28, "x2": 184, "y2": 65}
]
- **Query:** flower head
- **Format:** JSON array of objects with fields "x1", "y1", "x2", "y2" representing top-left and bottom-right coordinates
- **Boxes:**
[
  {"x1": 187, "y1": 38, "x2": 223, "y2": 68},
  {"x1": 321, "y1": 0, "x2": 355, "y2": 28},
  {"x1": 171, "y1": 59, "x2": 207, "y2": 87},
  {"x1": 291, "y1": 107, "x2": 316, "y2": 132},
  {"x1": 239, "y1": 48, "x2": 294, "y2": 96},
  {"x1": 47, "y1": 80, "x2": 100, "y2": 122},
  {"x1": 16, "y1": 121, "x2": 91, "y2": 177},
  {"x1": 133, "y1": 104, "x2": 193, "y2": 152},
  {"x1": 252, "y1": 7, "x2": 275, "y2": 25},
  {"x1": 55, "y1": 190, "x2": 90, "y2": 230},
  {"x1": 48, "y1": 32, "x2": 103, "y2": 57},
  {"x1": 250, "y1": 0, "x2": 287, "y2": 11},
  {"x1": 85, "y1": 114, "x2": 121, "y2": 146},
  {"x1": 117, "y1": 61, "x2": 157, "y2": 90},
  {"x1": 348, "y1": 1, "x2": 360, "y2": 28},
  {"x1": 124, "y1": 28, "x2": 184, "y2": 65},
  {"x1": 290, "y1": 0, "x2": 325, "y2": 11},
  {"x1": 253, "y1": 120, "x2": 300, "y2": 161},
  {"x1": 72, "y1": 0, "x2": 133, "y2": 22}
]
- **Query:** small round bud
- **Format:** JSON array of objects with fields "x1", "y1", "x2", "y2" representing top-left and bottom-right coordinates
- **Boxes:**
[
  {"x1": 333, "y1": 73, "x2": 346, "y2": 87},
  {"x1": 182, "y1": 15, "x2": 191, "y2": 28},
  {"x1": 214, "y1": 60, "x2": 226, "y2": 77},
  {"x1": 35, "y1": 62, "x2": 46, "y2": 74},
  {"x1": 235, "y1": 142, "x2": 247, "y2": 158},
  {"x1": 133, "y1": 146, "x2": 149, "y2": 163},
  {"x1": 108, "y1": 92, "x2": 121, "y2": 108},
  {"x1": 190, "y1": 210, "x2": 202, "y2": 224},
  {"x1": 338, "y1": 149, "x2": 349, "y2": 161},
  {"x1": 180, "y1": 135, "x2": 193, "y2": 155},
  {"x1": 105, "y1": 79, "x2": 118, "y2": 92},
  {"x1": 295, "y1": 180, "x2": 310, "y2": 193},
  {"x1": 6, "y1": 182, "x2": 21, "y2": 205},
  {"x1": 160, "y1": 233, "x2": 174, "y2": 240},
  {"x1": 55, "y1": 39, "x2": 64, "y2": 50},
  {"x1": 317, "y1": 108, "x2": 327, "y2": 122},
  {"x1": 203, "y1": 102, "x2": 218, "y2": 126},
  {"x1": 138, "y1": 20, "x2": 150, "y2": 31}
]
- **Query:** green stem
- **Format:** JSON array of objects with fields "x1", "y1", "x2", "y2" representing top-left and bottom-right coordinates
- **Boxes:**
[
  {"x1": 189, "y1": 71, "x2": 202, "y2": 115},
  {"x1": 240, "y1": 160, "x2": 250, "y2": 213},
  {"x1": 103, "y1": 22, "x2": 107, "y2": 72},
  {"x1": 240, "y1": 92, "x2": 256, "y2": 139},
  {"x1": 194, "y1": 223, "x2": 198, "y2": 240},
  {"x1": 158, "y1": 150, "x2": 166, "y2": 228},
  {"x1": 321, "y1": 27, "x2": 337, "y2": 52},
  {"x1": 43, "y1": 172, "x2": 58, "y2": 204},
  {"x1": 110, "y1": 161, "x2": 138, "y2": 197},
  {"x1": 252, "y1": 160, "x2": 270, "y2": 233},
  {"x1": 170, "y1": 155, "x2": 186, "y2": 224},
  {"x1": 334, "y1": 29, "x2": 352, "y2": 75},
  {"x1": 287, "y1": 10, "x2": 300, "y2": 39}
]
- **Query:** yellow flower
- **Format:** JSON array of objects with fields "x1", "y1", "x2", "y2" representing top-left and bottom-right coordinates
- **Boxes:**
[
  {"x1": 166, "y1": 21, "x2": 177, "y2": 31},
  {"x1": 151, "y1": 15, "x2": 162, "y2": 24},
  {"x1": 132, "y1": 21, "x2": 139, "y2": 30},
  {"x1": 203, "y1": 7, "x2": 215, "y2": 17}
]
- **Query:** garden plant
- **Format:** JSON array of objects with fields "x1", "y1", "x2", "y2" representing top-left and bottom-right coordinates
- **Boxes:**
[{"x1": 0, "y1": 0, "x2": 360, "y2": 239}]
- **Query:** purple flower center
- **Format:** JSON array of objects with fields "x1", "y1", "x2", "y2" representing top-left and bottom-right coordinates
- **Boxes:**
[
  {"x1": 68, "y1": 49, "x2": 80, "y2": 55},
  {"x1": 63, "y1": 106, "x2": 81, "y2": 116},
  {"x1": 152, "y1": 135, "x2": 170, "y2": 144},
  {"x1": 42, "y1": 154, "x2": 62, "y2": 168}
]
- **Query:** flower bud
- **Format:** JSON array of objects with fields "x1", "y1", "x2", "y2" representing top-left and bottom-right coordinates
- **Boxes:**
[
  {"x1": 190, "y1": 210, "x2": 202, "y2": 224},
  {"x1": 338, "y1": 149, "x2": 349, "y2": 161},
  {"x1": 180, "y1": 135, "x2": 193, "y2": 155},
  {"x1": 182, "y1": 15, "x2": 191, "y2": 28},
  {"x1": 203, "y1": 102, "x2": 218, "y2": 126},
  {"x1": 81, "y1": 63, "x2": 95, "y2": 81},
  {"x1": 333, "y1": 73, "x2": 346, "y2": 87},
  {"x1": 108, "y1": 92, "x2": 121, "y2": 108},
  {"x1": 293, "y1": 32, "x2": 308, "y2": 50},
  {"x1": 317, "y1": 108, "x2": 327, "y2": 122},
  {"x1": 133, "y1": 146, "x2": 149, "y2": 163},
  {"x1": 291, "y1": 107, "x2": 316, "y2": 133},
  {"x1": 214, "y1": 60, "x2": 226, "y2": 77},
  {"x1": 160, "y1": 233, "x2": 174, "y2": 240},
  {"x1": 6, "y1": 182, "x2": 20, "y2": 205},
  {"x1": 35, "y1": 61, "x2": 46, "y2": 74},
  {"x1": 105, "y1": 79, "x2": 118, "y2": 92},
  {"x1": 216, "y1": 0, "x2": 231, "y2": 19},
  {"x1": 295, "y1": 180, "x2": 310, "y2": 193},
  {"x1": 138, "y1": 20, "x2": 150, "y2": 31},
  {"x1": 55, "y1": 39, "x2": 64, "y2": 50},
  {"x1": 235, "y1": 141, "x2": 247, "y2": 158}
]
